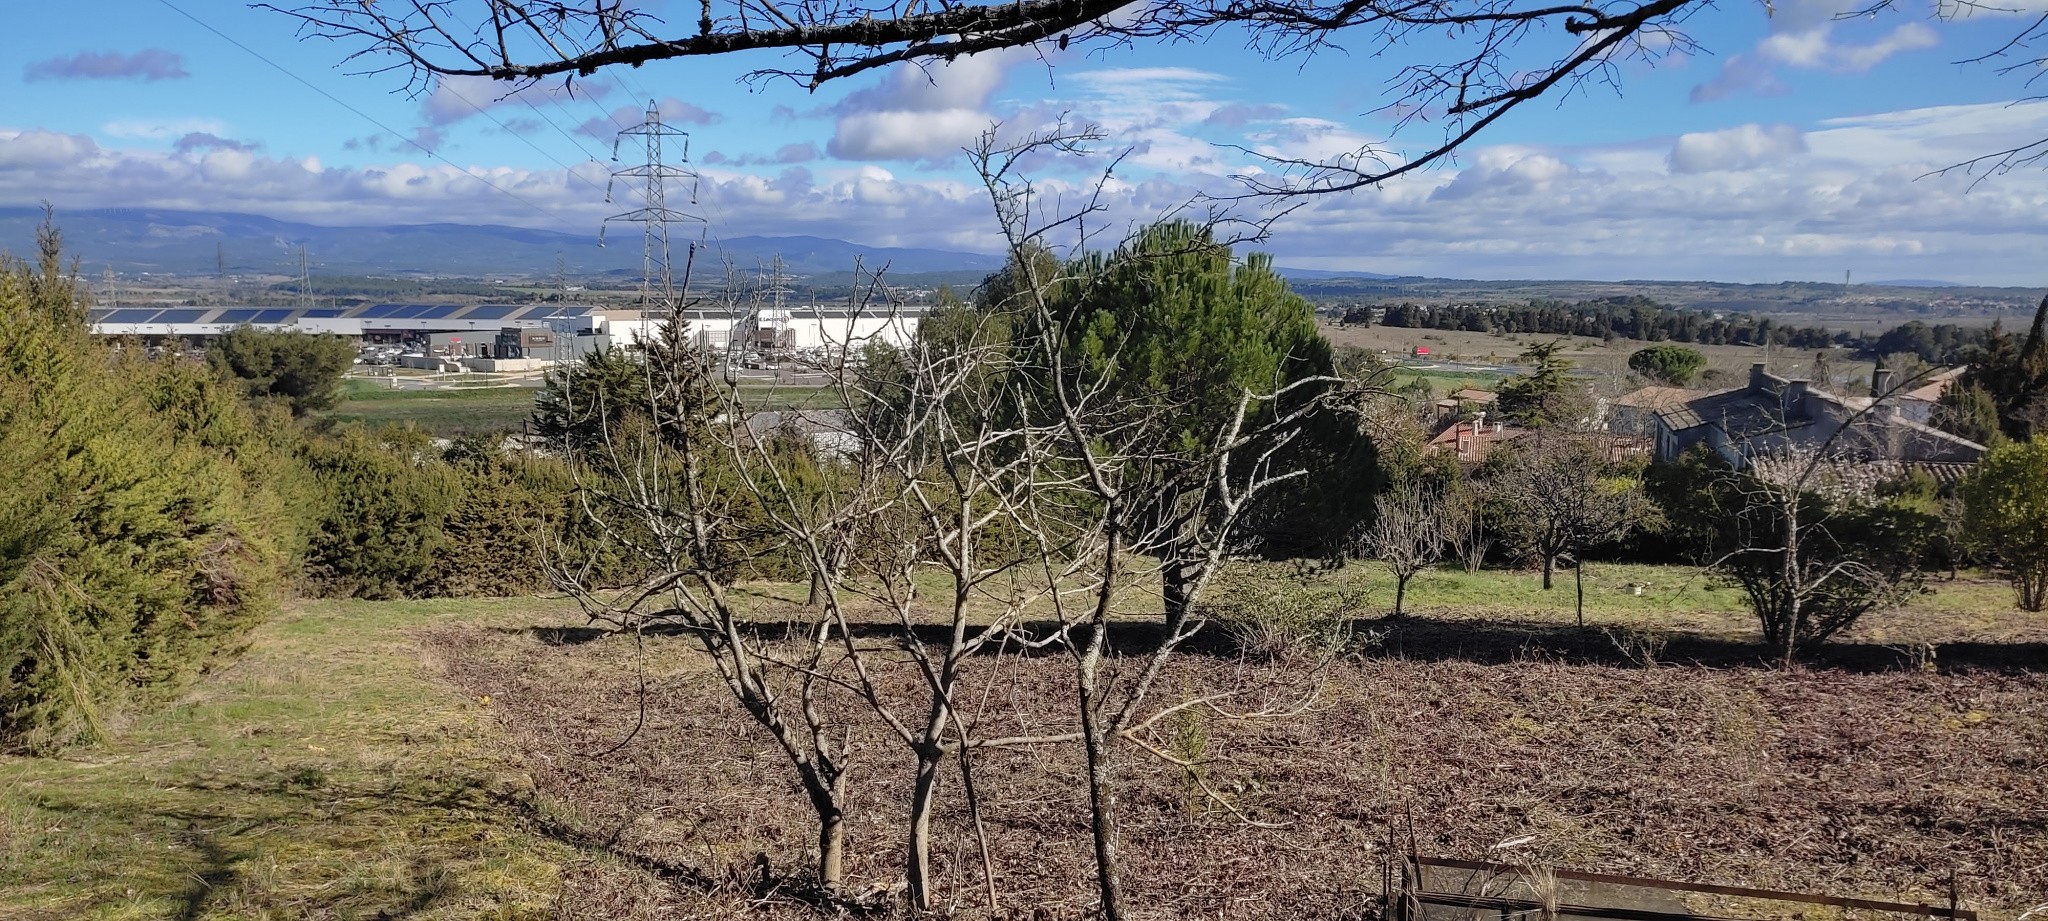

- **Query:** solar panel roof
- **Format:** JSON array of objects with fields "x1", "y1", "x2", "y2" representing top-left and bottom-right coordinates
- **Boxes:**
[
  {"x1": 104, "y1": 309, "x2": 160, "y2": 323},
  {"x1": 154, "y1": 309, "x2": 206, "y2": 323},
  {"x1": 414, "y1": 305, "x2": 464, "y2": 319},
  {"x1": 212, "y1": 309, "x2": 263, "y2": 323},
  {"x1": 252, "y1": 309, "x2": 293, "y2": 323},
  {"x1": 357, "y1": 304, "x2": 404, "y2": 319},
  {"x1": 463, "y1": 305, "x2": 521, "y2": 320}
]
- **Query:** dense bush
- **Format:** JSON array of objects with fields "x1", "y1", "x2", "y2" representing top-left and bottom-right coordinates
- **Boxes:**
[
  {"x1": 298, "y1": 424, "x2": 462, "y2": 599},
  {"x1": 209, "y1": 324, "x2": 358, "y2": 415},
  {"x1": 1647, "y1": 447, "x2": 1940, "y2": 655},
  {"x1": 0, "y1": 228, "x2": 290, "y2": 752},
  {"x1": 1961, "y1": 437, "x2": 2048, "y2": 611},
  {"x1": 295, "y1": 425, "x2": 645, "y2": 600}
]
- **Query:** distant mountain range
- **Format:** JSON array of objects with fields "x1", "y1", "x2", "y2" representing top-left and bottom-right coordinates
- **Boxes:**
[
  {"x1": 0, "y1": 207, "x2": 1010, "y2": 278},
  {"x1": 1867, "y1": 279, "x2": 1964, "y2": 288}
]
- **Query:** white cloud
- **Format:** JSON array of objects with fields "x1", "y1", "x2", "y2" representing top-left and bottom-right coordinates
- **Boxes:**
[
  {"x1": 1694, "y1": 18, "x2": 1939, "y2": 102},
  {"x1": 827, "y1": 53, "x2": 1027, "y2": 162},
  {"x1": 1668, "y1": 123, "x2": 1809, "y2": 173},
  {"x1": 1067, "y1": 67, "x2": 1228, "y2": 98},
  {"x1": 8, "y1": 94, "x2": 2048, "y2": 285},
  {"x1": 829, "y1": 110, "x2": 997, "y2": 162},
  {"x1": 1257, "y1": 97, "x2": 2048, "y2": 283},
  {"x1": 101, "y1": 117, "x2": 229, "y2": 141},
  {"x1": 423, "y1": 75, "x2": 615, "y2": 126}
]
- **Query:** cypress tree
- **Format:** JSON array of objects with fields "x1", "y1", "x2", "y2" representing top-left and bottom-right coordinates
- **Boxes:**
[{"x1": 0, "y1": 217, "x2": 286, "y2": 752}]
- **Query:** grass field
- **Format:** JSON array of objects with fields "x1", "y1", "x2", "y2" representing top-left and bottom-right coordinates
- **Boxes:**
[
  {"x1": 5, "y1": 567, "x2": 2043, "y2": 919},
  {"x1": 331, "y1": 383, "x2": 541, "y2": 436},
  {"x1": 0, "y1": 598, "x2": 583, "y2": 920},
  {"x1": 1324, "y1": 320, "x2": 1880, "y2": 393},
  {"x1": 329, "y1": 379, "x2": 834, "y2": 436}
]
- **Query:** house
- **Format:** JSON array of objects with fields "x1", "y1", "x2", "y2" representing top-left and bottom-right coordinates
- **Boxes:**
[
  {"x1": 1653, "y1": 362, "x2": 1985, "y2": 468},
  {"x1": 1608, "y1": 385, "x2": 1700, "y2": 438},
  {"x1": 1427, "y1": 418, "x2": 1527, "y2": 462},
  {"x1": 1431, "y1": 387, "x2": 1498, "y2": 421},
  {"x1": 1883, "y1": 365, "x2": 1967, "y2": 424}
]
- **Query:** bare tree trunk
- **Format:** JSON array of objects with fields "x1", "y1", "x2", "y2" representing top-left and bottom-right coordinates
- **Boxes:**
[
  {"x1": 1542, "y1": 553, "x2": 1554, "y2": 590},
  {"x1": 1077, "y1": 659, "x2": 1126, "y2": 921},
  {"x1": 905, "y1": 749, "x2": 943, "y2": 909},
  {"x1": 1393, "y1": 571, "x2": 1410, "y2": 618},
  {"x1": 1573, "y1": 552, "x2": 1585, "y2": 627},
  {"x1": 810, "y1": 787, "x2": 847, "y2": 894},
  {"x1": 1781, "y1": 502, "x2": 1801, "y2": 665},
  {"x1": 2019, "y1": 568, "x2": 2048, "y2": 612},
  {"x1": 1162, "y1": 555, "x2": 1192, "y2": 622}
]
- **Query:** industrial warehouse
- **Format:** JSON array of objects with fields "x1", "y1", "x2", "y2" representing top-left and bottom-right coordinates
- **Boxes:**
[{"x1": 86, "y1": 301, "x2": 928, "y2": 372}]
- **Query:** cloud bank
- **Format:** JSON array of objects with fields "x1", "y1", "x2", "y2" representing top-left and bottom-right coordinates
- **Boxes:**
[
  {"x1": 5, "y1": 97, "x2": 2047, "y2": 285},
  {"x1": 24, "y1": 49, "x2": 189, "y2": 83}
]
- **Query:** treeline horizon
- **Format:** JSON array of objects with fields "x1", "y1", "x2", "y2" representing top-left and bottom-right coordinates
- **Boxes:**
[{"x1": 1345, "y1": 296, "x2": 1994, "y2": 365}]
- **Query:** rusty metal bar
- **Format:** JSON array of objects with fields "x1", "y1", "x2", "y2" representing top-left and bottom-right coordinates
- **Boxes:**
[
  {"x1": 1414, "y1": 889, "x2": 1756, "y2": 921},
  {"x1": 1414, "y1": 858, "x2": 1978, "y2": 921}
]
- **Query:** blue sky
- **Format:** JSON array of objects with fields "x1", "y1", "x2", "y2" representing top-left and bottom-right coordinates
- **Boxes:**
[{"x1": 3, "y1": 0, "x2": 2046, "y2": 283}]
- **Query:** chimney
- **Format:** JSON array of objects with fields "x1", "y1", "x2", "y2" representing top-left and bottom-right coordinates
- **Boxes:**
[
  {"x1": 1750, "y1": 361, "x2": 1767, "y2": 391},
  {"x1": 1872, "y1": 367, "x2": 1895, "y2": 397},
  {"x1": 1785, "y1": 379, "x2": 1809, "y2": 417}
]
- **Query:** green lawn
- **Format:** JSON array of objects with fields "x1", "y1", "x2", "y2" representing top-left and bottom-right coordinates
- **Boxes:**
[
  {"x1": 1253, "y1": 559, "x2": 2039, "y2": 646},
  {"x1": 330, "y1": 380, "x2": 832, "y2": 436},
  {"x1": 331, "y1": 383, "x2": 541, "y2": 436},
  {"x1": 0, "y1": 598, "x2": 585, "y2": 920}
]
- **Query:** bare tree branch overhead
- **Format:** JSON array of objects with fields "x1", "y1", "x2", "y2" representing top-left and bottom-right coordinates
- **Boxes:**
[{"x1": 259, "y1": 0, "x2": 1713, "y2": 192}]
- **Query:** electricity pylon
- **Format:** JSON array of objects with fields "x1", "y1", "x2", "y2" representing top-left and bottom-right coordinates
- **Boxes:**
[{"x1": 602, "y1": 100, "x2": 704, "y2": 313}]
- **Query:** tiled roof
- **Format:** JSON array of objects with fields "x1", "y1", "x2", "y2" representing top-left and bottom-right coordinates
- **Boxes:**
[
  {"x1": 1614, "y1": 385, "x2": 1704, "y2": 410},
  {"x1": 1655, "y1": 388, "x2": 1787, "y2": 436}
]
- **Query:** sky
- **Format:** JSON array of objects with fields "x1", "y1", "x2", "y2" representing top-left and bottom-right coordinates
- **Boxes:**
[{"x1": 3, "y1": 0, "x2": 2047, "y2": 284}]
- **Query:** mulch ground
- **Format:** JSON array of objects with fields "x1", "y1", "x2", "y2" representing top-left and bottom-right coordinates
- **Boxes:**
[{"x1": 427, "y1": 616, "x2": 2048, "y2": 920}]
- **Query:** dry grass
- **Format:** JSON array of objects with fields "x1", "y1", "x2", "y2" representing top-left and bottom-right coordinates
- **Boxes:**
[
  {"x1": 7, "y1": 568, "x2": 2042, "y2": 921},
  {"x1": 1321, "y1": 321, "x2": 1875, "y2": 391},
  {"x1": 427, "y1": 574, "x2": 2048, "y2": 921}
]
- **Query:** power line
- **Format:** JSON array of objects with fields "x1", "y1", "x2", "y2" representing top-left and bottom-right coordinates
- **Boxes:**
[
  {"x1": 155, "y1": 0, "x2": 579, "y2": 229},
  {"x1": 429, "y1": 6, "x2": 629, "y2": 169},
  {"x1": 514, "y1": 87, "x2": 610, "y2": 164},
  {"x1": 437, "y1": 79, "x2": 610, "y2": 197}
]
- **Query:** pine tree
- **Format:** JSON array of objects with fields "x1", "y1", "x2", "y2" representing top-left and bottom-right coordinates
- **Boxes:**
[{"x1": 1037, "y1": 221, "x2": 1373, "y2": 616}]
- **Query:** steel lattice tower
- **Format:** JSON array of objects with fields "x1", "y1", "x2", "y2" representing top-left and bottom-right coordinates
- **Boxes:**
[{"x1": 602, "y1": 101, "x2": 704, "y2": 313}]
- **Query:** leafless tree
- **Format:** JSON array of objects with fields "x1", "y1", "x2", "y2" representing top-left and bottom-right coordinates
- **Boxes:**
[
  {"x1": 258, "y1": 0, "x2": 1709, "y2": 196},
  {"x1": 543, "y1": 314, "x2": 863, "y2": 896},
  {"x1": 1490, "y1": 432, "x2": 1653, "y2": 625},
  {"x1": 543, "y1": 126, "x2": 1348, "y2": 913},
  {"x1": 966, "y1": 123, "x2": 1349, "y2": 921},
  {"x1": 1359, "y1": 478, "x2": 1447, "y2": 617},
  {"x1": 1702, "y1": 449, "x2": 1932, "y2": 661},
  {"x1": 1446, "y1": 485, "x2": 1493, "y2": 574},
  {"x1": 311, "y1": 0, "x2": 2048, "y2": 206}
]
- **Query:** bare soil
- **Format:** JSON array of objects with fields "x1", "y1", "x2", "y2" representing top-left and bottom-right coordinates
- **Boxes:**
[{"x1": 428, "y1": 612, "x2": 2048, "y2": 921}]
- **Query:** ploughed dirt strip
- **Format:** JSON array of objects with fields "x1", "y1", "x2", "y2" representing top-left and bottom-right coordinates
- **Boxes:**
[{"x1": 427, "y1": 619, "x2": 2048, "y2": 920}]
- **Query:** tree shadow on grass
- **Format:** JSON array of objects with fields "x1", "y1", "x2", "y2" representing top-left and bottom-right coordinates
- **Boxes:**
[
  {"x1": 1351, "y1": 614, "x2": 2048, "y2": 673},
  {"x1": 28, "y1": 770, "x2": 510, "y2": 921},
  {"x1": 512, "y1": 614, "x2": 2048, "y2": 674}
]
